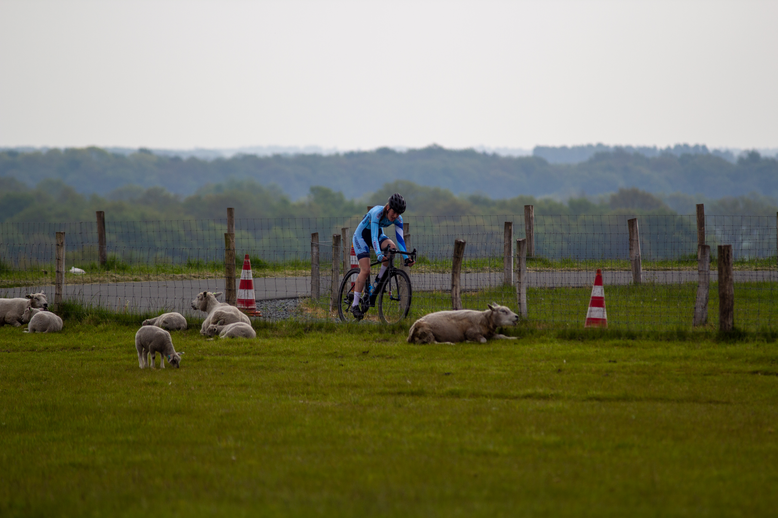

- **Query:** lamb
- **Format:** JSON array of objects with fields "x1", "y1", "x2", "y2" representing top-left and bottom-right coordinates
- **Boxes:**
[
  {"x1": 206, "y1": 321, "x2": 256, "y2": 339},
  {"x1": 22, "y1": 306, "x2": 64, "y2": 333},
  {"x1": 142, "y1": 312, "x2": 188, "y2": 331},
  {"x1": 0, "y1": 292, "x2": 48, "y2": 327},
  {"x1": 407, "y1": 303, "x2": 520, "y2": 345},
  {"x1": 134, "y1": 325, "x2": 184, "y2": 369},
  {"x1": 191, "y1": 291, "x2": 251, "y2": 336}
]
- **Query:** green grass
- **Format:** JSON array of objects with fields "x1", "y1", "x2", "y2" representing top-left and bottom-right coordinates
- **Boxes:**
[
  {"x1": 317, "y1": 281, "x2": 778, "y2": 332},
  {"x1": 1, "y1": 319, "x2": 777, "y2": 517}
]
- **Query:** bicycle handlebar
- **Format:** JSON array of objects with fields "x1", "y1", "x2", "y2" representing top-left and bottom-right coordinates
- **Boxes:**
[{"x1": 371, "y1": 248, "x2": 417, "y2": 267}]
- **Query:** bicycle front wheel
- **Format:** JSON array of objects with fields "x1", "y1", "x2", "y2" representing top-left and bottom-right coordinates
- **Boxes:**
[
  {"x1": 377, "y1": 269, "x2": 412, "y2": 324},
  {"x1": 337, "y1": 268, "x2": 361, "y2": 322}
]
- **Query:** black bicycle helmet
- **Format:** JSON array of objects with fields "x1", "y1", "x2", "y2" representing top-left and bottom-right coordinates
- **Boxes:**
[{"x1": 388, "y1": 193, "x2": 406, "y2": 214}]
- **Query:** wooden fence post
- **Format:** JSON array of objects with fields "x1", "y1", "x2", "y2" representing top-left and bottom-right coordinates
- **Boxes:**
[
  {"x1": 524, "y1": 205, "x2": 535, "y2": 258},
  {"x1": 96, "y1": 211, "x2": 107, "y2": 267},
  {"x1": 693, "y1": 244, "x2": 710, "y2": 327},
  {"x1": 516, "y1": 238, "x2": 527, "y2": 318},
  {"x1": 330, "y1": 234, "x2": 341, "y2": 311},
  {"x1": 503, "y1": 221, "x2": 513, "y2": 286},
  {"x1": 55, "y1": 232, "x2": 65, "y2": 309},
  {"x1": 227, "y1": 207, "x2": 235, "y2": 235},
  {"x1": 718, "y1": 244, "x2": 734, "y2": 332},
  {"x1": 628, "y1": 218, "x2": 642, "y2": 284},
  {"x1": 224, "y1": 233, "x2": 236, "y2": 305},
  {"x1": 696, "y1": 204, "x2": 705, "y2": 259},
  {"x1": 451, "y1": 239, "x2": 466, "y2": 310},
  {"x1": 311, "y1": 233, "x2": 319, "y2": 299}
]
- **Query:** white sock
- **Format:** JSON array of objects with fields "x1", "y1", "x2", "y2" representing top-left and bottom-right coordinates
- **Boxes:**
[
  {"x1": 352, "y1": 292, "x2": 361, "y2": 306},
  {"x1": 378, "y1": 265, "x2": 387, "y2": 279}
]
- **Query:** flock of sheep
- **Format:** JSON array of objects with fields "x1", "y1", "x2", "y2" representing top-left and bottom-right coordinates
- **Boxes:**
[
  {"x1": 0, "y1": 292, "x2": 62, "y2": 333},
  {"x1": 2, "y1": 289, "x2": 521, "y2": 370},
  {"x1": 137, "y1": 290, "x2": 259, "y2": 369},
  {"x1": 0, "y1": 290, "x2": 258, "y2": 370}
]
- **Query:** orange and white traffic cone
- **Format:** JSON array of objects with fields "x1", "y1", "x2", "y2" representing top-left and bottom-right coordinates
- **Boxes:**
[
  {"x1": 350, "y1": 245, "x2": 358, "y2": 269},
  {"x1": 585, "y1": 269, "x2": 607, "y2": 328},
  {"x1": 237, "y1": 254, "x2": 261, "y2": 317},
  {"x1": 349, "y1": 245, "x2": 359, "y2": 288}
]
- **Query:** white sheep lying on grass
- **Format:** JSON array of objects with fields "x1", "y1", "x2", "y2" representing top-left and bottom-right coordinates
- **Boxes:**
[
  {"x1": 407, "y1": 303, "x2": 520, "y2": 345},
  {"x1": 142, "y1": 312, "x2": 188, "y2": 331},
  {"x1": 22, "y1": 306, "x2": 64, "y2": 333},
  {"x1": 135, "y1": 326, "x2": 184, "y2": 369},
  {"x1": 206, "y1": 321, "x2": 256, "y2": 339},
  {"x1": 191, "y1": 291, "x2": 250, "y2": 336},
  {"x1": 0, "y1": 292, "x2": 48, "y2": 327}
]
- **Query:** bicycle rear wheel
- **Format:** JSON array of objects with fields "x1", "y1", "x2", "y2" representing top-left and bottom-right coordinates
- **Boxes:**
[
  {"x1": 377, "y1": 269, "x2": 412, "y2": 324},
  {"x1": 337, "y1": 268, "x2": 362, "y2": 322}
]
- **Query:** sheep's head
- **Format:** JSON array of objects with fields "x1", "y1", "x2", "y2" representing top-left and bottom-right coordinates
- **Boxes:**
[
  {"x1": 487, "y1": 303, "x2": 519, "y2": 328},
  {"x1": 167, "y1": 351, "x2": 184, "y2": 368},
  {"x1": 205, "y1": 324, "x2": 220, "y2": 336},
  {"x1": 191, "y1": 291, "x2": 210, "y2": 311},
  {"x1": 26, "y1": 292, "x2": 48, "y2": 310},
  {"x1": 21, "y1": 303, "x2": 43, "y2": 324},
  {"x1": 141, "y1": 318, "x2": 154, "y2": 326},
  {"x1": 191, "y1": 291, "x2": 223, "y2": 311}
]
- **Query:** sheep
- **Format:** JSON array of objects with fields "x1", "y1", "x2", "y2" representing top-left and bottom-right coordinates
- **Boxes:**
[
  {"x1": 206, "y1": 321, "x2": 256, "y2": 339},
  {"x1": 134, "y1": 325, "x2": 184, "y2": 369},
  {"x1": 142, "y1": 312, "x2": 188, "y2": 331},
  {"x1": 22, "y1": 306, "x2": 64, "y2": 333},
  {"x1": 191, "y1": 291, "x2": 251, "y2": 336},
  {"x1": 0, "y1": 292, "x2": 48, "y2": 327},
  {"x1": 407, "y1": 303, "x2": 520, "y2": 345}
]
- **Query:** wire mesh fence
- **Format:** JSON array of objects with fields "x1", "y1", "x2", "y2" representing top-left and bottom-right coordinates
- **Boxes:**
[{"x1": 1, "y1": 213, "x2": 776, "y2": 330}]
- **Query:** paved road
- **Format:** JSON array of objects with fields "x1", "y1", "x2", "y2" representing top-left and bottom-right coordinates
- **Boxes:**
[{"x1": 3, "y1": 270, "x2": 775, "y2": 316}]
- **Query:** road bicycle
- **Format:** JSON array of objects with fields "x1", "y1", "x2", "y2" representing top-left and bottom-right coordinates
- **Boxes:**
[{"x1": 337, "y1": 248, "x2": 417, "y2": 324}]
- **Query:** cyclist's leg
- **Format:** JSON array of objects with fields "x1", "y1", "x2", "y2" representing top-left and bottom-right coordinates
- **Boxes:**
[
  {"x1": 353, "y1": 228, "x2": 373, "y2": 304},
  {"x1": 377, "y1": 236, "x2": 396, "y2": 279}
]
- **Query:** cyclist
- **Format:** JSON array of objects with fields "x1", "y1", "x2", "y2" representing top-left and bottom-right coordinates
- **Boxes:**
[{"x1": 350, "y1": 193, "x2": 414, "y2": 318}]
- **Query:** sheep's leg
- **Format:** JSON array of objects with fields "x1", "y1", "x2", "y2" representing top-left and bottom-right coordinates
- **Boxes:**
[
  {"x1": 137, "y1": 350, "x2": 145, "y2": 369},
  {"x1": 465, "y1": 329, "x2": 487, "y2": 343},
  {"x1": 492, "y1": 334, "x2": 517, "y2": 340}
]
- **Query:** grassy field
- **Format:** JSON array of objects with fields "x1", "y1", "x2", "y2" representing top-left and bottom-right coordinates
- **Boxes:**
[{"x1": 1, "y1": 317, "x2": 777, "y2": 517}]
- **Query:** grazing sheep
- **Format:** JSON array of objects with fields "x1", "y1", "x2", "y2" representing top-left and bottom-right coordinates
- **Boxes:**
[
  {"x1": 142, "y1": 312, "x2": 188, "y2": 331},
  {"x1": 0, "y1": 292, "x2": 48, "y2": 327},
  {"x1": 206, "y1": 321, "x2": 256, "y2": 339},
  {"x1": 135, "y1": 326, "x2": 184, "y2": 369},
  {"x1": 407, "y1": 303, "x2": 520, "y2": 345},
  {"x1": 22, "y1": 306, "x2": 64, "y2": 333},
  {"x1": 191, "y1": 291, "x2": 251, "y2": 336}
]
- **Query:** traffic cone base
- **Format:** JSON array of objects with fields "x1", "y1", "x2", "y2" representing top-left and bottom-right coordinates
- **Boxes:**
[
  {"x1": 237, "y1": 254, "x2": 262, "y2": 317},
  {"x1": 585, "y1": 269, "x2": 607, "y2": 328}
]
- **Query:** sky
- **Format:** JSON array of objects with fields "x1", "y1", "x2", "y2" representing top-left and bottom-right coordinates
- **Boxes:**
[{"x1": 1, "y1": 0, "x2": 776, "y2": 152}]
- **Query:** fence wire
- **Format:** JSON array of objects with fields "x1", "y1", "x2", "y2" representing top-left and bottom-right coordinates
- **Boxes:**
[{"x1": 1, "y1": 214, "x2": 776, "y2": 330}]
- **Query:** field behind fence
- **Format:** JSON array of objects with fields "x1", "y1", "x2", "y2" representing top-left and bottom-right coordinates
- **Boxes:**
[{"x1": 1, "y1": 207, "x2": 777, "y2": 331}]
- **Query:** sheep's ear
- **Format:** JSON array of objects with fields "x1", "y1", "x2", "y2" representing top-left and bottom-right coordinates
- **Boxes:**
[
  {"x1": 179, "y1": 351, "x2": 185, "y2": 355},
  {"x1": 26, "y1": 294, "x2": 32, "y2": 299},
  {"x1": 487, "y1": 303, "x2": 496, "y2": 311},
  {"x1": 214, "y1": 292, "x2": 223, "y2": 298}
]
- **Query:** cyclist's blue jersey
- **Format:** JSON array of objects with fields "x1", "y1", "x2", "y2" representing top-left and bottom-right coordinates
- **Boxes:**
[{"x1": 353, "y1": 205, "x2": 407, "y2": 259}]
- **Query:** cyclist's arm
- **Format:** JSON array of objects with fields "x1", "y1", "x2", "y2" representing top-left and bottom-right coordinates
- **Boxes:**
[{"x1": 394, "y1": 217, "x2": 408, "y2": 253}]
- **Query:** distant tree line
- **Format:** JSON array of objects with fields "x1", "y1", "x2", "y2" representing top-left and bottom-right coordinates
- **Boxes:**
[
  {"x1": 1, "y1": 145, "x2": 777, "y2": 202},
  {"x1": 532, "y1": 143, "x2": 741, "y2": 164}
]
